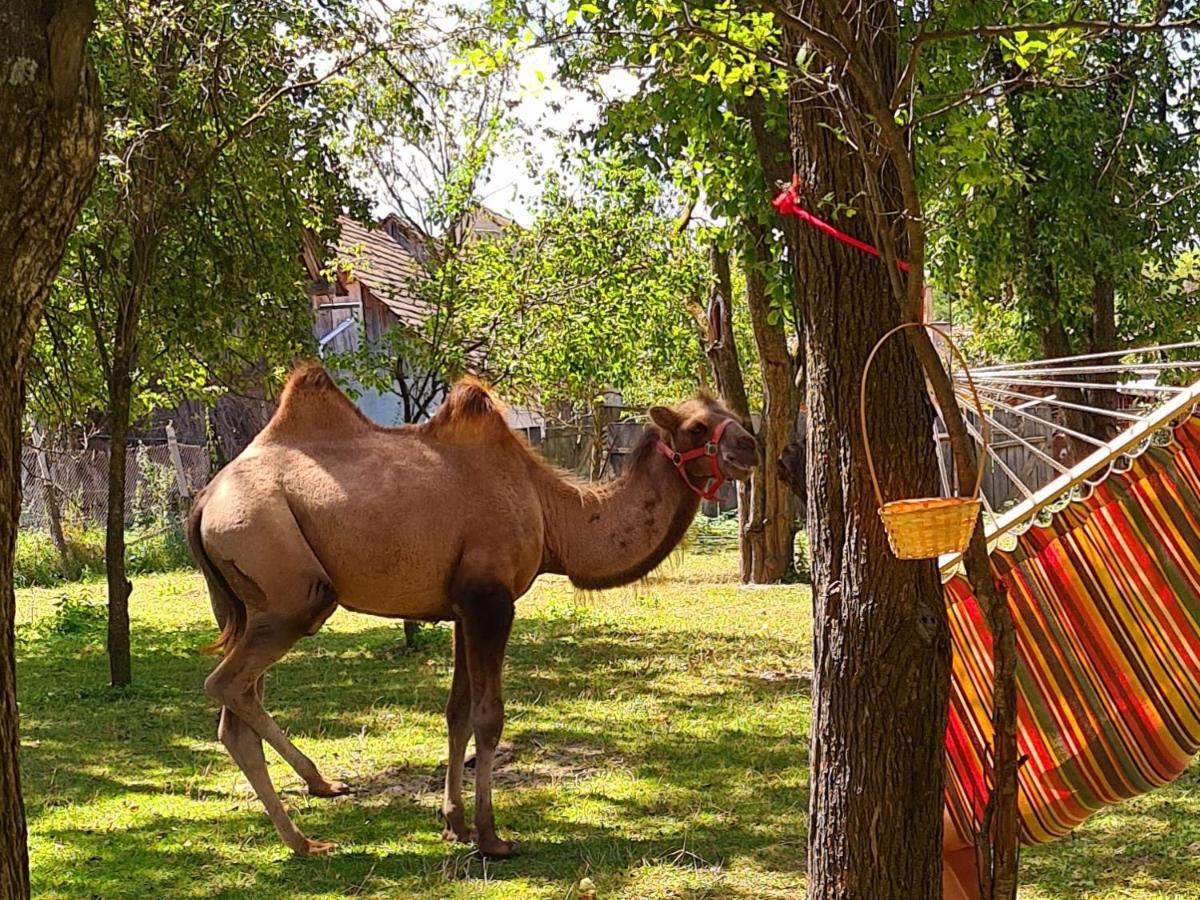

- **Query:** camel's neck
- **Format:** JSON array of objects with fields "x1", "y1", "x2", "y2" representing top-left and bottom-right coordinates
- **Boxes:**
[{"x1": 535, "y1": 437, "x2": 701, "y2": 589}]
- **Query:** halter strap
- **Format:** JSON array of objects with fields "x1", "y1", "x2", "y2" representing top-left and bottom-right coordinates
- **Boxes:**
[{"x1": 655, "y1": 417, "x2": 733, "y2": 501}]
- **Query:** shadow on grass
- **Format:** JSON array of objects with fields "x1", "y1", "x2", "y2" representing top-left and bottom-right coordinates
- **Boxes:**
[
  {"x1": 19, "y1": 604, "x2": 810, "y2": 897},
  {"x1": 23, "y1": 595, "x2": 1199, "y2": 898}
]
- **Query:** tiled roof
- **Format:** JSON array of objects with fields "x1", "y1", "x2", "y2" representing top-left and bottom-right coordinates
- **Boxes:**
[{"x1": 334, "y1": 216, "x2": 431, "y2": 327}]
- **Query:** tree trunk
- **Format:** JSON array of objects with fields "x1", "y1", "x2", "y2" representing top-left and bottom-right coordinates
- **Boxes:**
[
  {"x1": 403, "y1": 620, "x2": 421, "y2": 648},
  {"x1": 587, "y1": 400, "x2": 606, "y2": 481},
  {"x1": 1084, "y1": 273, "x2": 1118, "y2": 438},
  {"x1": 704, "y1": 243, "x2": 756, "y2": 580},
  {"x1": 706, "y1": 244, "x2": 753, "y2": 421},
  {"x1": 1039, "y1": 315, "x2": 1107, "y2": 454},
  {"x1": 106, "y1": 348, "x2": 135, "y2": 688},
  {"x1": 742, "y1": 221, "x2": 800, "y2": 583},
  {"x1": 785, "y1": 3, "x2": 950, "y2": 897},
  {"x1": 33, "y1": 427, "x2": 72, "y2": 576},
  {"x1": 0, "y1": 376, "x2": 33, "y2": 900},
  {"x1": 0, "y1": 2, "x2": 100, "y2": 894},
  {"x1": 99, "y1": 212, "x2": 160, "y2": 689}
]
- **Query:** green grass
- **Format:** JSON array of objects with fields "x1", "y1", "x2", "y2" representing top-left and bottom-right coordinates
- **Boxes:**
[{"x1": 14, "y1": 539, "x2": 1200, "y2": 898}]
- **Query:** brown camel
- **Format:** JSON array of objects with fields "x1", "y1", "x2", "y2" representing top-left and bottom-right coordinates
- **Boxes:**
[{"x1": 188, "y1": 363, "x2": 758, "y2": 857}]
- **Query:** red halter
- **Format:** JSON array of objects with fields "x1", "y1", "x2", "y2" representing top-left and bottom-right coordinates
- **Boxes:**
[{"x1": 655, "y1": 418, "x2": 733, "y2": 501}]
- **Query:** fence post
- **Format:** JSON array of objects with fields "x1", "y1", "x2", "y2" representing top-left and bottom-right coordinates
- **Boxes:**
[{"x1": 165, "y1": 423, "x2": 192, "y2": 503}]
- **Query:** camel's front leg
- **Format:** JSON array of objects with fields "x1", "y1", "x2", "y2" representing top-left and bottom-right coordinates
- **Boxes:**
[
  {"x1": 441, "y1": 622, "x2": 474, "y2": 843},
  {"x1": 456, "y1": 582, "x2": 518, "y2": 858}
]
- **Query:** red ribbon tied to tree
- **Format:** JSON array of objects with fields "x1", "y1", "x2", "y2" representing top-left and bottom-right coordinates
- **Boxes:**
[{"x1": 771, "y1": 180, "x2": 911, "y2": 274}]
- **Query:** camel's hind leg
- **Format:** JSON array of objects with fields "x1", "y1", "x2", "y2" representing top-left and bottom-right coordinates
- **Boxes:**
[
  {"x1": 217, "y1": 679, "x2": 335, "y2": 856},
  {"x1": 206, "y1": 606, "x2": 346, "y2": 792},
  {"x1": 201, "y1": 499, "x2": 346, "y2": 798}
]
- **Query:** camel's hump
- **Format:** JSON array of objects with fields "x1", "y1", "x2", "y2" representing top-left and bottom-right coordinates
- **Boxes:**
[
  {"x1": 421, "y1": 378, "x2": 509, "y2": 444},
  {"x1": 262, "y1": 362, "x2": 373, "y2": 438}
]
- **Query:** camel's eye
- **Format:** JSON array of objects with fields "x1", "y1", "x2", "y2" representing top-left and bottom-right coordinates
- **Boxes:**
[{"x1": 688, "y1": 422, "x2": 707, "y2": 436}]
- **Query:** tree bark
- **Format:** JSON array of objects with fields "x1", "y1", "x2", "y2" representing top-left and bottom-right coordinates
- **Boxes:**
[
  {"x1": 105, "y1": 352, "x2": 135, "y2": 688},
  {"x1": 784, "y1": 2, "x2": 951, "y2": 897},
  {"x1": 0, "y1": 2, "x2": 100, "y2": 894},
  {"x1": 706, "y1": 244, "x2": 753, "y2": 420},
  {"x1": 704, "y1": 244, "x2": 756, "y2": 580},
  {"x1": 98, "y1": 208, "x2": 159, "y2": 688},
  {"x1": 1083, "y1": 272, "x2": 1119, "y2": 437},
  {"x1": 741, "y1": 221, "x2": 800, "y2": 583}
]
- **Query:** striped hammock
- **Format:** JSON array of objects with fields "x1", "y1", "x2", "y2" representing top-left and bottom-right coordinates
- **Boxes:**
[{"x1": 941, "y1": 382, "x2": 1200, "y2": 846}]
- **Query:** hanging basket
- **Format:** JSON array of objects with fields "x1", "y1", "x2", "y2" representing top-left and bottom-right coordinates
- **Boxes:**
[{"x1": 859, "y1": 323, "x2": 988, "y2": 560}]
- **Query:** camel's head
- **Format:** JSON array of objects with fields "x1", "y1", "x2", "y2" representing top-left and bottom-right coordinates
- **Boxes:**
[{"x1": 649, "y1": 395, "x2": 759, "y2": 484}]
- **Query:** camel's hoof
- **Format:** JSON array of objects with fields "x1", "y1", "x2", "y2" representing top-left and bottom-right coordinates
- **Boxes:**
[
  {"x1": 294, "y1": 838, "x2": 338, "y2": 856},
  {"x1": 442, "y1": 825, "x2": 476, "y2": 845},
  {"x1": 476, "y1": 837, "x2": 520, "y2": 859},
  {"x1": 308, "y1": 779, "x2": 350, "y2": 798}
]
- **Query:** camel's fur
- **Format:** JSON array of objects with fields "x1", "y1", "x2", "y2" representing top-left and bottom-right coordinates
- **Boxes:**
[{"x1": 188, "y1": 363, "x2": 758, "y2": 857}]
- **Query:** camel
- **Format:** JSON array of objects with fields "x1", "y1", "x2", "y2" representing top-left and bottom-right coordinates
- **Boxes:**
[{"x1": 187, "y1": 363, "x2": 758, "y2": 857}]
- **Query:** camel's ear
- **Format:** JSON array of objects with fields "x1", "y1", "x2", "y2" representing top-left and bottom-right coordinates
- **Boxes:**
[{"x1": 648, "y1": 405, "x2": 681, "y2": 433}]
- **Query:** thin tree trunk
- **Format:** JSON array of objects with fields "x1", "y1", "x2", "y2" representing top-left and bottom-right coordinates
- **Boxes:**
[
  {"x1": 704, "y1": 244, "x2": 756, "y2": 579},
  {"x1": 742, "y1": 221, "x2": 800, "y2": 583},
  {"x1": 98, "y1": 210, "x2": 159, "y2": 689},
  {"x1": 910, "y1": 329, "x2": 1019, "y2": 900},
  {"x1": 106, "y1": 349, "x2": 135, "y2": 688},
  {"x1": 588, "y1": 400, "x2": 606, "y2": 481},
  {"x1": 0, "y1": 2, "x2": 100, "y2": 894},
  {"x1": 403, "y1": 620, "x2": 420, "y2": 648},
  {"x1": 785, "y1": 2, "x2": 950, "y2": 896},
  {"x1": 706, "y1": 244, "x2": 753, "y2": 420},
  {"x1": 1039, "y1": 315, "x2": 1108, "y2": 453},
  {"x1": 33, "y1": 427, "x2": 72, "y2": 575},
  {"x1": 1084, "y1": 273, "x2": 1118, "y2": 437}
]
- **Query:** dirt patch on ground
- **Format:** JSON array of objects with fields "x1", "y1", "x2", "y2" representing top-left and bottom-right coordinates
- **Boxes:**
[{"x1": 350, "y1": 740, "x2": 621, "y2": 804}]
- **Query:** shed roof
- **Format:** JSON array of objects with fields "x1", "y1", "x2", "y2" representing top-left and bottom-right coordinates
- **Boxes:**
[{"x1": 334, "y1": 216, "x2": 432, "y2": 327}]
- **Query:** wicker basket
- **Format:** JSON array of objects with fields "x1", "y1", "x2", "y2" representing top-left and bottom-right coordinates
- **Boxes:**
[{"x1": 860, "y1": 323, "x2": 988, "y2": 560}]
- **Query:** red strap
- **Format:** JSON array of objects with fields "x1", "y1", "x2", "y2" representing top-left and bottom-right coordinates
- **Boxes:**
[
  {"x1": 772, "y1": 183, "x2": 911, "y2": 273},
  {"x1": 656, "y1": 418, "x2": 733, "y2": 501}
]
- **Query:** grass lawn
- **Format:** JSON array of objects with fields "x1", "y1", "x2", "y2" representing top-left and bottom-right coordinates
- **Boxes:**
[{"x1": 14, "y1": 532, "x2": 1200, "y2": 898}]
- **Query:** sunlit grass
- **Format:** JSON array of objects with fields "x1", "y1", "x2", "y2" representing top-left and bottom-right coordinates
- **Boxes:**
[{"x1": 14, "y1": 534, "x2": 1200, "y2": 897}]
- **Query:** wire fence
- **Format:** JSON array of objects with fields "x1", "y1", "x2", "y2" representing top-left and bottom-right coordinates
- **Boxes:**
[{"x1": 20, "y1": 435, "x2": 209, "y2": 530}]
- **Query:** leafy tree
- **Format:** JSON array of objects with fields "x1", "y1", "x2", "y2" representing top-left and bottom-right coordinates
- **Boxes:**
[
  {"x1": 502, "y1": 0, "x2": 804, "y2": 581},
  {"x1": 33, "y1": 0, "x2": 367, "y2": 686},
  {"x1": 0, "y1": 2, "x2": 100, "y2": 894},
  {"x1": 446, "y1": 159, "x2": 709, "y2": 475},
  {"x1": 328, "y1": 6, "x2": 518, "y2": 424},
  {"x1": 921, "y1": 0, "x2": 1200, "y2": 443}
]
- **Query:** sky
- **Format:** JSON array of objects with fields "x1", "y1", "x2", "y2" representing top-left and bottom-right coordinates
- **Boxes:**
[
  {"x1": 360, "y1": 0, "x2": 637, "y2": 227},
  {"x1": 473, "y1": 45, "x2": 600, "y2": 224}
]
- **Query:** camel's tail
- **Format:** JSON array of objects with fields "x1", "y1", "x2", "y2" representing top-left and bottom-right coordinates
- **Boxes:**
[{"x1": 187, "y1": 494, "x2": 245, "y2": 655}]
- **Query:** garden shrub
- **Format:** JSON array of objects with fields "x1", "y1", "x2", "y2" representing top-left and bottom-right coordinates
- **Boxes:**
[{"x1": 15, "y1": 522, "x2": 192, "y2": 588}]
